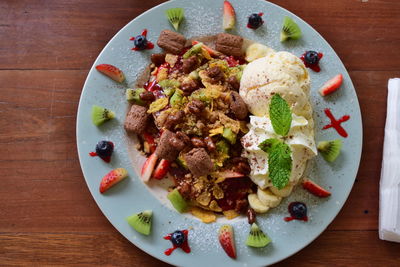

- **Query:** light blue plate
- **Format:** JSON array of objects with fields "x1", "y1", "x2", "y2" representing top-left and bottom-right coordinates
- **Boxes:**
[{"x1": 76, "y1": 0, "x2": 362, "y2": 266}]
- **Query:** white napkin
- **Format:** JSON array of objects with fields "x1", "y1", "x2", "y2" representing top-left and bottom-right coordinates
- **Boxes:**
[{"x1": 379, "y1": 78, "x2": 400, "y2": 242}]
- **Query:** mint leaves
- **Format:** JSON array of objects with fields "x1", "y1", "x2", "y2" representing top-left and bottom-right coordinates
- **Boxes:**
[
  {"x1": 270, "y1": 94, "x2": 292, "y2": 136},
  {"x1": 259, "y1": 138, "x2": 292, "y2": 189}
]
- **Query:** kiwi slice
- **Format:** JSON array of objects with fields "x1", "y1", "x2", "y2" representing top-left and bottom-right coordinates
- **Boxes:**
[
  {"x1": 127, "y1": 210, "x2": 152, "y2": 235},
  {"x1": 280, "y1": 16, "x2": 302, "y2": 42},
  {"x1": 165, "y1": 8, "x2": 184, "y2": 31},
  {"x1": 182, "y1": 43, "x2": 203, "y2": 59},
  {"x1": 317, "y1": 139, "x2": 342, "y2": 162},
  {"x1": 167, "y1": 188, "x2": 188, "y2": 213},
  {"x1": 246, "y1": 223, "x2": 271, "y2": 248},
  {"x1": 222, "y1": 127, "x2": 237, "y2": 144},
  {"x1": 91, "y1": 105, "x2": 115, "y2": 126},
  {"x1": 126, "y1": 88, "x2": 146, "y2": 105}
]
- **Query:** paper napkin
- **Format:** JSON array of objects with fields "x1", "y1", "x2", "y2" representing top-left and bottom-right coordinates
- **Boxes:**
[{"x1": 379, "y1": 78, "x2": 400, "y2": 242}]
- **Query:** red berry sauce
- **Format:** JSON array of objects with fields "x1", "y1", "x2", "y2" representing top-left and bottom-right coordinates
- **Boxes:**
[
  {"x1": 130, "y1": 29, "x2": 154, "y2": 51},
  {"x1": 163, "y1": 229, "x2": 191, "y2": 256},
  {"x1": 284, "y1": 202, "x2": 308, "y2": 222},
  {"x1": 300, "y1": 52, "x2": 323, "y2": 72},
  {"x1": 89, "y1": 142, "x2": 114, "y2": 163},
  {"x1": 322, "y1": 108, "x2": 350, "y2": 138}
]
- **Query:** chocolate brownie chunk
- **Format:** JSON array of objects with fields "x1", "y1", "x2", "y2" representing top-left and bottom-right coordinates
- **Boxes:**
[
  {"x1": 155, "y1": 129, "x2": 185, "y2": 161},
  {"x1": 157, "y1": 30, "x2": 186, "y2": 55},
  {"x1": 184, "y1": 148, "x2": 214, "y2": 177},
  {"x1": 124, "y1": 104, "x2": 150, "y2": 134},
  {"x1": 215, "y1": 33, "x2": 244, "y2": 57},
  {"x1": 230, "y1": 91, "x2": 248, "y2": 120}
]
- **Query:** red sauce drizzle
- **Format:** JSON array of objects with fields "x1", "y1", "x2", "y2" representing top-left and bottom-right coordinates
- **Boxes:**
[
  {"x1": 300, "y1": 52, "x2": 323, "y2": 72},
  {"x1": 163, "y1": 230, "x2": 191, "y2": 256},
  {"x1": 322, "y1": 108, "x2": 350, "y2": 138},
  {"x1": 130, "y1": 29, "x2": 154, "y2": 51}
]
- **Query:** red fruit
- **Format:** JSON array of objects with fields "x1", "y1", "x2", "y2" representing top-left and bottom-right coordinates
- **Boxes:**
[
  {"x1": 302, "y1": 179, "x2": 331, "y2": 198},
  {"x1": 319, "y1": 74, "x2": 343, "y2": 96},
  {"x1": 225, "y1": 56, "x2": 239, "y2": 67},
  {"x1": 141, "y1": 153, "x2": 158, "y2": 182},
  {"x1": 218, "y1": 224, "x2": 236, "y2": 259},
  {"x1": 95, "y1": 64, "x2": 125, "y2": 83},
  {"x1": 152, "y1": 159, "x2": 170, "y2": 180},
  {"x1": 217, "y1": 170, "x2": 245, "y2": 179},
  {"x1": 142, "y1": 132, "x2": 156, "y2": 153},
  {"x1": 99, "y1": 168, "x2": 128, "y2": 193},
  {"x1": 223, "y1": 0, "x2": 236, "y2": 30}
]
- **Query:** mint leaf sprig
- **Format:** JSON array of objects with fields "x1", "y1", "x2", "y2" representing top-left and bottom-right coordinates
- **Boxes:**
[{"x1": 257, "y1": 94, "x2": 293, "y2": 189}]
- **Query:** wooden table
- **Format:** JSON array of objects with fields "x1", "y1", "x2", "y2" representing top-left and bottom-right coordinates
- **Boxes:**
[{"x1": 1, "y1": 0, "x2": 400, "y2": 266}]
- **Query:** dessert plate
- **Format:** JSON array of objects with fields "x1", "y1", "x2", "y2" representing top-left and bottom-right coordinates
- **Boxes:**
[{"x1": 76, "y1": 0, "x2": 362, "y2": 266}]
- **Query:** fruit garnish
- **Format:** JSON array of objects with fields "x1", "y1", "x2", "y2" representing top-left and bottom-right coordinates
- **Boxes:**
[
  {"x1": 319, "y1": 74, "x2": 343, "y2": 96},
  {"x1": 141, "y1": 153, "x2": 158, "y2": 182},
  {"x1": 280, "y1": 16, "x2": 302, "y2": 42},
  {"x1": 192, "y1": 41, "x2": 221, "y2": 57},
  {"x1": 167, "y1": 188, "x2": 188, "y2": 213},
  {"x1": 304, "y1": 51, "x2": 320, "y2": 65},
  {"x1": 164, "y1": 229, "x2": 191, "y2": 255},
  {"x1": 91, "y1": 105, "x2": 115, "y2": 126},
  {"x1": 257, "y1": 188, "x2": 282, "y2": 208},
  {"x1": 246, "y1": 223, "x2": 271, "y2": 248},
  {"x1": 218, "y1": 224, "x2": 236, "y2": 259},
  {"x1": 223, "y1": 0, "x2": 236, "y2": 30},
  {"x1": 152, "y1": 159, "x2": 170, "y2": 180},
  {"x1": 165, "y1": 8, "x2": 184, "y2": 31},
  {"x1": 171, "y1": 230, "x2": 186, "y2": 246},
  {"x1": 94, "y1": 140, "x2": 114, "y2": 163},
  {"x1": 126, "y1": 88, "x2": 146, "y2": 105},
  {"x1": 317, "y1": 139, "x2": 342, "y2": 162},
  {"x1": 95, "y1": 64, "x2": 125, "y2": 83},
  {"x1": 248, "y1": 193, "x2": 269, "y2": 213},
  {"x1": 99, "y1": 168, "x2": 128, "y2": 193},
  {"x1": 302, "y1": 179, "x2": 331, "y2": 198},
  {"x1": 126, "y1": 210, "x2": 152, "y2": 235},
  {"x1": 182, "y1": 43, "x2": 203, "y2": 59},
  {"x1": 130, "y1": 29, "x2": 154, "y2": 51},
  {"x1": 285, "y1": 202, "x2": 308, "y2": 222},
  {"x1": 247, "y1": 13, "x2": 264, "y2": 29}
]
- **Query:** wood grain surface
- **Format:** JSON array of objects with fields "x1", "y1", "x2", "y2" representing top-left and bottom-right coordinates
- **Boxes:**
[{"x1": 1, "y1": 0, "x2": 400, "y2": 266}]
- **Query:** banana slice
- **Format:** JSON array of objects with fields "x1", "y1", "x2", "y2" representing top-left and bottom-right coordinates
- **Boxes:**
[
  {"x1": 248, "y1": 193, "x2": 269, "y2": 213},
  {"x1": 245, "y1": 43, "x2": 274, "y2": 62},
  {"x1": 269, "y1": 184, "x2": 294, "y2": 197},
  {"x1": 257, "y1": 188, "x2": 282, "y2": 208}
]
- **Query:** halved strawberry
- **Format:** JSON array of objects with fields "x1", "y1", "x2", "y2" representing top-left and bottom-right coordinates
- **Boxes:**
[
  {"x1": 95, "y1": 64, "x2": 125, "y2": 83},
  {"x1": 302, "y1": 179, "x2": 331, "y2": 198},
  {"x1": 99, "y1": 168, "x2": 128, "y2": 193},
  {"x1": 218, "y1": 224, "x2": 236, "y2": 259},
  {"x1": 223, "y1": 0, "x2": 236, "y2": 30},
  {"x1": 319, "y1": 74, "x2": 343, "y2": 96},
  {"x1": 152, "y1": 159, "x2": 170, "y2": 180},
  {"x1": 141, "y1": 153, "x2": 158, "y2": 182}
]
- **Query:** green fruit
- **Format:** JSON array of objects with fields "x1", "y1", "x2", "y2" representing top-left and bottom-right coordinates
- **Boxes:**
[
  {"x1": 126, "y1": 210, "x2": 152, "y2": 235},
  {"x1": 158, "y1": 79, "x2": 180, "y2": 97},
  {"x1": 222, "y1": 128, "x2": 237, "y2": 144},
  {"x1": 176, "y1": 153, "x2": 188, "y2": 169},
  {"x1": 216, "y1": 139, "x2": 230, "y2": 155},
  {"x1": 91, "y1": 105, "x2": 115, "y2": 126},
  {"x1": 167, "y1": 188, "x2": 187, "y2": 213},
  {"x1": 126, "y1": 88, "x2": 146, "y2": 105},
  {"x1": 165, "y1": 8, "x2": 184, "y2": 31},
  {"x1": 170, "y1": 89, "x2": 183, "y2": 108},
  {"x1": 280, "y1": 16, "x2": 302, "y2": 42},
  {"x1": 246, "y1": 223, "x2": 271, "y2": 248},
  {"x1": 317, "y1": 139, "x2": 342, "y2": 162},
  {"x1": 189, "y1": 70, "x2": 199, "y2": 80},
  {"x1": 183, "y1": 43, "x2": 203, "y2": 59}
]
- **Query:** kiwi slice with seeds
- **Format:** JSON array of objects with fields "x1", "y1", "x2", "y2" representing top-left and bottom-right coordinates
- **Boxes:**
[
  {"x1": 246, "y1": 223, "x2": 271, "y2": 248},
  {"x1": 127, "y1": 210, "x2": 152, "y2": 235},
  {"x1": 165, "y1": 8, "x2": 184, "y2": 31},
  {"x1": 280, "y1": 16, "x2": 302, "y2": 42},
  {"x1": 317, "y1": 139, "x2": 342, "y2": 162},
  {"x1": 91, "y1": 105, "x2": 115, "y2": 126},
  {"x1": 167, "y1": 188, "x2": 188, "y2": 213}
]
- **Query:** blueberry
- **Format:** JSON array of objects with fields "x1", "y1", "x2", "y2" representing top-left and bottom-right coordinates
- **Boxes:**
[
  {"x1": 289, "y1": 202, "x2": 307, "y2": 219},
  {"x1": 134, "y1": 35, "x2": 148, "y2": 50},
  {"x1": 304, "y1": 51, "x2": 320, "y2": 65},
  {"x1": 171, "y1": 230, "x2": 185, "y2": 246},
  {"x1": 248, "y1": 13, "x2": 263, "y2": 29},
  {"x1": 95, "y1": 141, "x2": 114, "y2": 159}
]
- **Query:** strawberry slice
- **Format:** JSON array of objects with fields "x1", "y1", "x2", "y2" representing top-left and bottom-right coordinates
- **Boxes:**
[
  {"x1": 302, "y1": 179, "x2": 331, "y2": 198},
  {"x1": 218, "y1": 224, "x2": 236, "y2": 259},
  {"x1": 319, "y1": 74, "x2": 343, "y2": 96},
  {"x1": 99, "y1": 168, "x2": 128, "y2": 193},
  {"x1": 152, "y1": 159, "x2": 170, "y2": 180},
  {"x1": 141, "y1": 153, "x2": 158, "y2": 182},
  {"x1": 95, "y1": 64, "x2": 125, "y2": 83},
  {"x1": 223, "y1": 0, "x2": 236, "y2": 30},
  {"x1": 142, "y1": 132, "x2": 156, "y2": 153}
]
